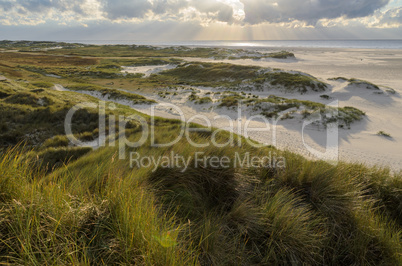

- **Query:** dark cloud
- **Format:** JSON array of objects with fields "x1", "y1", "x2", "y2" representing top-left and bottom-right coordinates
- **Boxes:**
[
  {"x1": 0, "y1": 0, "x2": 86, "y2": 15},
  {"x1": 0, "y1": 0, "x2": 398, "y2": 29},
  {"x1": 240, "y1": 0, "x2": 390, "y2": 25},
  {"x1": 102, "y1": 0, "x2": 152, "y2": 19},
  {"x1": 101, "y1": 0, "x2": 234, "y2": 23},
  {"x1": 0, "y1": 19, "x2": 203, "y2": 40}
]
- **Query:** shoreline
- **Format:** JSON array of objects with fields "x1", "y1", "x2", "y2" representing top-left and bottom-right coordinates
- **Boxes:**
[{"x1": 43, "y1": 39, "x2": 402, "y2": 50}]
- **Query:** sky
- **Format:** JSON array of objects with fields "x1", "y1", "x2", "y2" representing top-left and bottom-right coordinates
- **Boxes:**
[{"x1": 0, "y1": 0, "x2": 401, "y2": 41}]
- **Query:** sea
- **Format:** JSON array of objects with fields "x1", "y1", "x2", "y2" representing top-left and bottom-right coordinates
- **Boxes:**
[{"x1": 63, "y1": 40, "x2": 402, "y2": 50}]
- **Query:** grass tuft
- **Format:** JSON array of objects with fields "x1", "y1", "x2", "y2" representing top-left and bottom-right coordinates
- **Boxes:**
[
  {"x1": 377, "y1": 131, "x2": 392, "y2": 138},
  {"x1": 67, "y1": 83, "x2": 156, "y2": 104}
]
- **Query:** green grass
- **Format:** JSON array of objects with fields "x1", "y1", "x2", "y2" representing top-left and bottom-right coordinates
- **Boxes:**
[
  {"x1": 377, "y1": 131, "x2": 392, "y2": 138},
  {"x1": 219, "y1": 95, "x2": 241, "y2": 108},
  {"x1": 158, "y1": 62, "x2": 327, "y2": 93},
  {"x1": 0, "y1": 76, "x2": 157, "y2": 148},
  {"x1": 31, "y1": 42, "x2": 295, "y2": 60},
  {"x1": 28, "y1": 146, "x2": 93, "y2": 171},
  {"x1": 267, "y1": 50, "x2": 295, "y2": 59},
  {"x1": 0, "y1": 81, "x2": 102, "y2": 146},
  {"x1": 0, "y1": 40, "x2": 82, "y2": 50},
  {"x1": 0, "y1": 137, "x2": 401, "y2": 264},
  {"x1": 0, "y1": 79, "x2": 399, "y2": 264},
  {"x1": 0, "y1": 50, "x2": 98, "y2": 67},
  {"x1": 46, "y1": 44, "x2": 231, "y2": 58},
  {"x1": 227, "y1": 50, "x2": 295, "y2": 60},
  {"x1": 186, "y1": 91, "x2": 213, "y2": 104},
  {"x1": 20, "y1": 65, "x2": 123, "y2": 80},
  {"x1": 42, "y1": 135, "x2": 70, "y2": 148},
  {"x1": 0, "y1": 147, "x2": 193, "y2": 265},
  {"x1": 259, "y1": 72, "x2": 328, "y2": 94},
  {"x1": 329, "y1": 77, "x2": 383, "y2": 90},
  {"x1": 0, "y1": 46, "x2": 400, "y2": 265},
  {"x1": 218, "y1": 92, "x2": 246, "y2": 108},
  {"x1": 188, "y1": 92, "x2": 199, "y2": 102},
  {"x1": 4, "y1": 92, "x2": 52, "y2": 107},
  {"x1": 215, "y1": 92, "x2": 365, "y2": 126},
  {"x1": 328, "y1": 77, "x2": 349, "y2": 81},
  {"x1": 31, "y1": 81, "x2": 54, "y2": 88},
  {"x1": 0, "y1": 78, "x2": 152, "y2": 148},
  {"x1": 348, "y1": 78, "x2": 380, "y2": 90},
  {"x1": 160, "y1": 62, "x2": 261, "y2": 87},
  {"x1": 338, "y1": 106, "x2": 366, "y2": 127},
  {"x1": 66, "y1": 83, "x2": 156, "y2": 104},
  {"x1": 195, "y1": 97, "x2": 212, "y2": 104}
]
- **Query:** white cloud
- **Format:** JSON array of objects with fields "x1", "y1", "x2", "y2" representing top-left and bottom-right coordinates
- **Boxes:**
[
  {"x1": 240, "y1": 0, "x2": 390, "y2": 25},
  {"x1": 0, "y1": 0, "x2": 103, "y2": 25},
  {"x1": 0, "y1": 0, "x2": 396, "y2": 26},
  {"x1": 0, "y1": 0, "x2": 400, "y2": 39},
  {"x1": 368, "y1": 7, "x2": 402, "y2": 27}
]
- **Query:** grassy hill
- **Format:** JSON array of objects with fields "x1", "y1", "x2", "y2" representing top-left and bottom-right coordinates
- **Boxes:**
[
  {"x1": 1, "y1": 127, "x2": 401, "y2": 265},
  {"x1": 1, "y1": 89, "x2": 401, "y2": 264},
  {"x1": 0, "y1": 43, "x2": 401, "y2": 265}
]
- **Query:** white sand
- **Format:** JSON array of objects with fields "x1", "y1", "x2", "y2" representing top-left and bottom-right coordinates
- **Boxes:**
[
  {"x1": 55, "y1": 48, "x2": 402, "y2": 171},
  {"x1": 45, "y1": 74, "x2": 62, "y2": 79},
  {"x1": 138, "y1": 48, "x2": 402, "y2": 172},
  {"x1": 122, "y1": 64, "x2": 176, "y2": 77},
  {"x1": 52, "y1": 84, "x2": 68, "y2": 91}
]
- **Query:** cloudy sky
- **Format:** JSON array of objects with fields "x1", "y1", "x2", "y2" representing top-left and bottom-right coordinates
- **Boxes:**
[{"x1": 0, "y1": 0, "x2": 401, "y2": 41}]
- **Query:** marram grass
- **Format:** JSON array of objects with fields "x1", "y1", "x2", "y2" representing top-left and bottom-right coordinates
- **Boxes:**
[{"x1": 0, "y1": 139, "x2": 401, "y2": 265}]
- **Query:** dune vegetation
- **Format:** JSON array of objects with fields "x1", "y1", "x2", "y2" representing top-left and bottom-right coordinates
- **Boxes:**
[
  {"x1": 0, "y1": 42, "x2": 401, "y2": 265},
  {"x1": 0, "y1": 121, "x2": 401, "y2": 265},
  {"x1": 66, "y1": 83, "x2": 156, "y2": 105},
  {"x1": 160, "y1": 62, "x2": 327, "y2": 93},
  {"x1": 0, "y1": 41, "x2": 295, "y2": 60},
  {"x1": 377, "y1": 131, "x2": 392, "y2": 138},
  {"x1": 329, "y1": 77, "x2": 385, "y2": 91},
  {"x1": 181, "y1": 90, "x2": 365, "y2": 127}
]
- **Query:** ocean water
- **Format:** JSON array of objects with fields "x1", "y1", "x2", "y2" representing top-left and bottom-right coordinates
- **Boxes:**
[{"x1": 65, "y1": 40, "x2": 402, "y2": 49}]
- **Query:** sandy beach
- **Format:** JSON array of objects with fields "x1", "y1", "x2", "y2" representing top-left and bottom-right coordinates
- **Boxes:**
[
  {"x1": 133, "y1": 48, "x2": 402, "y2": 171},
  {"x1": 55, "y1": 47, "x2": 402, "y2": 172}
]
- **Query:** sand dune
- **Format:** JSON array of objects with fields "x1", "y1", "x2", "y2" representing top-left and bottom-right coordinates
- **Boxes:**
[
  {"x1": 57, "y1": 48, "x2": 402, "y2": 171},
  {"x1": 135, "y1": 48, "x2": 402, "y2": 171}
]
